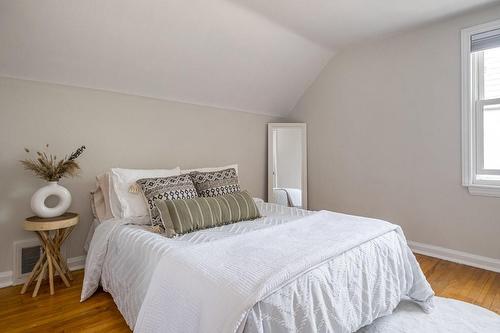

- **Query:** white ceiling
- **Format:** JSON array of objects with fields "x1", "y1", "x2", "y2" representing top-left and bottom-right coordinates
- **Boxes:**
[
  {"x1": 0, "y1": 0, "x2": 497, "y2": 116},
  {"x1": 232, "y1": 0, "x2": 499, "y2": 49}
]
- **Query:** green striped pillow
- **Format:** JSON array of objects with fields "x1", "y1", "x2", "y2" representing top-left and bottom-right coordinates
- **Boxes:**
[{"x1": 155, "y1": 190, "x2": 261, "y2": 236}]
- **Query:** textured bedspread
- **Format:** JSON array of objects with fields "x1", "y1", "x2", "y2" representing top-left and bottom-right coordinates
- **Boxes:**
[{"x1": 82, "y1": 203, "x2": 434, "y2": 332}]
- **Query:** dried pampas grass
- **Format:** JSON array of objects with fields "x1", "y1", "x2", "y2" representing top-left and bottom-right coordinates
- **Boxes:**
[{"x1": 21, "y1": 145, "x2": 86, "y2": 182}]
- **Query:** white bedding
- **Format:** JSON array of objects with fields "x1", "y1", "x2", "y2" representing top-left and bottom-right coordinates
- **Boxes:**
[{"x1": 82, "y1": 202, "x2": 434, "y2": 333}]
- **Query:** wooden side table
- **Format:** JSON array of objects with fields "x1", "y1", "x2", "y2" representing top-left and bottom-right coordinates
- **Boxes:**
[{"x1": 21, "y1": 212, "x2": 79, "y2": 297}]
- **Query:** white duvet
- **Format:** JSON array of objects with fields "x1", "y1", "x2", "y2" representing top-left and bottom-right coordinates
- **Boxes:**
[{"x1": 82, "y1": 202, "x2": 434, "y2": 333}]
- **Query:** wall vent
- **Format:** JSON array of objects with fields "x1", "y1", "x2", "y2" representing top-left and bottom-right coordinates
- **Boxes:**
[
  {"x1": 13, "y1": 239, "x2": 42, "y2": 285},
  {"x1": 21, "y1": 245, "x2": 42, "y2": 274}
]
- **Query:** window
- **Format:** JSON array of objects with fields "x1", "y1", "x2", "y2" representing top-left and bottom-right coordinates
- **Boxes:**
[{"x1": 462, "y1": 20, "x2": 500, "y2": 197}]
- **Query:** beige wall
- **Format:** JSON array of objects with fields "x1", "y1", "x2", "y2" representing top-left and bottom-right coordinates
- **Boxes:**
[
  {"x1": 0, "y1": 77, "x2": 279, "y2": 273},
  {"x1": 291, "y1": 5, "x2": 500, "y2": 259}
]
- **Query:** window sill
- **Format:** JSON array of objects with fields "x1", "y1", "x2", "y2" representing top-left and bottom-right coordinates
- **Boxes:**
[{"x1": 467, "y1": 185, "x2": 500, "y2": 197}]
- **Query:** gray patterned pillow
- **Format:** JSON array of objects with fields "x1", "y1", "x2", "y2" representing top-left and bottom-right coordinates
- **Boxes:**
[
  {"x1": 189, "y1": 168, "x2": 240, "y2": 197},
  {"x1": 136, "y1": 174, "x2": 198, "y2": 227}
]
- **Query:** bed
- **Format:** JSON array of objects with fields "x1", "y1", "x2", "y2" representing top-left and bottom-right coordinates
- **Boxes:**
[{"x1": 82, "y1": 200, "x2": 434, "y2": 333}]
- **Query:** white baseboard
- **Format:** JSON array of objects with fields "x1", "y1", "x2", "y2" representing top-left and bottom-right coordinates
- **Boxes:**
[
  {"x1": 408, "y1": 241, "x2": 500, "y2": 273},
  {"x1": 0, "y1": 255, "x2": 86, "y2": 288},
  {"x1": 0, "y1": 271, "x2": 13, "y2": 288}
]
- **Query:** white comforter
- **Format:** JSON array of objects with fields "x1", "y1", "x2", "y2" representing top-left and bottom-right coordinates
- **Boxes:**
[{"x1": 82, "y1": 202, "x2": 434, "y2": 333}]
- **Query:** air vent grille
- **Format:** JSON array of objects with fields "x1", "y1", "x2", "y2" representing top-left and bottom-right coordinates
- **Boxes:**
[{"x1": 21, "y1": 245, "x2": 42, "y2": 274}]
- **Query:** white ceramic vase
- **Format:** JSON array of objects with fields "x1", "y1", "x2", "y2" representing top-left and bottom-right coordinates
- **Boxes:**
[{"x1": 30, "y1": 181, "x2": 72, "y2": 218}]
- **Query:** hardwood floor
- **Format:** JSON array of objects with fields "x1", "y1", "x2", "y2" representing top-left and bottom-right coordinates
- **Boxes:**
[
  {"x1": 415, "y1": 254, "x2": 499, "y2": 313},
  {"x1": 0, "y1": 271, "x2": 129, "y2": 333},
  {"x1": 0, "y1": 254, "x2": 498, "y2": 332}
]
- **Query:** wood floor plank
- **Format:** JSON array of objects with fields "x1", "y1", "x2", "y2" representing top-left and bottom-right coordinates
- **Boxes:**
[
  {"x1": 0, "y1": 255, "x2": 498, "y2": 332},
  {"x1": 492, "y1": 274, "x2": 500, "y2": 314}
]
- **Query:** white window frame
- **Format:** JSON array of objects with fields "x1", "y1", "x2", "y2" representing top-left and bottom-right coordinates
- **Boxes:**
[{"x1": 461, "y1": 19, "x2": 500, "y2": 197}]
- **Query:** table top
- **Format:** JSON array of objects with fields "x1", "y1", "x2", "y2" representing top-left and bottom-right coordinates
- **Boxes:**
[{"x1": 24, "y1": 213, "x2": 79, "y2": 231}]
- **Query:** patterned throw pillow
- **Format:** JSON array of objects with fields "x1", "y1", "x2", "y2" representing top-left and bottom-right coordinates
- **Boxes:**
[
  {"x1": 155, "y1": 190, "x2": 261, "y2": 235},
  {"x1": 136, "y1": 174, "x2": 198, "y2": 228},
  {"x1": 189, "y1": 168, "x2": 240, "y2": 197}
]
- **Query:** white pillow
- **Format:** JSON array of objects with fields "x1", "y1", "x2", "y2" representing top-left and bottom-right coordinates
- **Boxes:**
[
  {"x1": 90, "y1": 187, "x2": 108, "y2": 222},
  {"x1": 110, "y1": 167, "x2": 181, "y2": 218},
  {"x1": 96, "y1": 171, "x2": 121, "y2": 221},
  {"x1": 181, "y1": 164, "x2": 238, "y2": 175},
  {"x1": 95, "y1": 172, "x2": 116, "y2": 220}
]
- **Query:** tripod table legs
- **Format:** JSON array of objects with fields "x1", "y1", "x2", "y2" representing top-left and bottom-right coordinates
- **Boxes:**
[{"x1": 20, "y1": 226, "x2": 74, "y2": 297}]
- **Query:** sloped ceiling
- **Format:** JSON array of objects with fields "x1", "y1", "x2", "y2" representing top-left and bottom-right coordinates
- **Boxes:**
[
  {"x1": 0, "y1": 0, "x2": 497, "y2": 116},
  {"x1": 232, "y1": 0, "x2": 499, "y2": 49}
]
